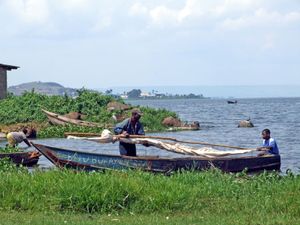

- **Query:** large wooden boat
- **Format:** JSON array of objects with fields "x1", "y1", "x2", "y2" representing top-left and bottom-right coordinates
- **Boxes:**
[
  {"x1": 42, "y1": 109, "x2": 103, "y2": 128},
  {"x1": 0, "y1": 151, "x2": 40, "y2": 167},
  {"x1": 32, "y1": 143, "x2": 281, "y2": 173}
]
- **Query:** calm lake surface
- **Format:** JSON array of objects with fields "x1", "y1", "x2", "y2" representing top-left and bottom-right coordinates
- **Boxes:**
[
  {"x1": 1, "y1": 98, "x2": 299, "y2": 173},
  {"x1": 126, "y1": 98, "x2": 300, "y2": 173}
]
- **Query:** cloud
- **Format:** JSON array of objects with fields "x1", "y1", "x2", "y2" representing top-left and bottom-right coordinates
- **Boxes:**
[
  {"x1": 1, "y1": 0, "x2": 299, "y2": 37},
  {"x1": 128, "y1": 0, "x2": 300, "y2": 31},
  {"x1": 57, "y1": 0, "x2": 90, "y2": 11},
  {"x1": 213, "y1": 0, "x2": 259, "y2": 15},
  {"x1": 5, "y1": 0, "x2": 50, "y2": 25},
  {"x1": 219, "y1": 9, "x2": 300, "y2": 30},
  {"x1": 132, "y1": 0, "x2": 204, "y2": 26},
  {"x1": 147, "y1": 0, "x2": 205, "y2": 25},
  {"x1": 1, "y1": 0, "x2": 300, "y2": 89},
  {"x1": 149, "y1": 6, "x2": 178, "y2": 25},
  {"x1": 129, "y1": 3, "x2": 148, "y2": 16}
]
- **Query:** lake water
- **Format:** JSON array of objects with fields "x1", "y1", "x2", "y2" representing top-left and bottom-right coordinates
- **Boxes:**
[
  {"x1": 1, "y1": 98, "x2": 299, "y2": 173},
  {"x1": 126, "y1": 98, "x2": 300, "y2": 173}
]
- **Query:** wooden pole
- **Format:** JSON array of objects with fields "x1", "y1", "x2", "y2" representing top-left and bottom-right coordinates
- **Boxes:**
[{"x1": 64, "y1": 132, "x2": 101, "y2": 137}]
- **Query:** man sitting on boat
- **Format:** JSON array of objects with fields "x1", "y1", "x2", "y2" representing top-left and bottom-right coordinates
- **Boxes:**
[
  {"x1": 257, "y1": 129, "x2": 279, "y2": 156},
  {"x1": 114, "y1": 108, "x2": 145, "y2": 156},
  {"x1": 6, "y1": 128, "x2": 32, "y2": 148}
]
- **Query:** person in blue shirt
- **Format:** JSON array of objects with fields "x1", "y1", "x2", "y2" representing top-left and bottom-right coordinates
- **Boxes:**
[
  {"x1": 114, "y1": 108, "x2": 145, "y2": 156},
  {"x1": 257, "y1": 129, "x2": 279, "y2": 156}
]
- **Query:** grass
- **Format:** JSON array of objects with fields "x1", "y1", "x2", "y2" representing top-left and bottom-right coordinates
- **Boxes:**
[
  {"x1": 0, "y1": 159, "x2": 299, "y2": 224},
  {"x1": 0, "y1": 163, "x2": 299, "y2": 213},
  {"x1": 1, "y1": 210, "x2": 299, "y2": 225}
]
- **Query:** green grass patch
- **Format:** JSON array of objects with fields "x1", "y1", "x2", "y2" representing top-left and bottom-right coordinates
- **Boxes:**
[
  {"x1": 0, "y1": 165, "x2": 299, "y2": 224},
  {"x1": 37, "y1": 125, "x2": 105, "y2": 138},
  {"x1": 1, "y1": 210, "x2": 299, "y2": 225}
]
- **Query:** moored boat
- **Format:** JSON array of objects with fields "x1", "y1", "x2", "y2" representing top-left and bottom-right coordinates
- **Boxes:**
[
  {"x1": 0, "y1": 151, "x2": 40, "y2": 167},
  {"x1": 32, "y1": 143, "x2": 281, "y2": 173},
  {"x1": 42, "y1": 109, "x2": 103, "y2": 128}
]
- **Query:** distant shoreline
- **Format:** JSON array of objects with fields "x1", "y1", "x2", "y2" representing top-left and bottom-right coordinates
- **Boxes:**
[
  {"x1": 107, "y1": 85, "x2": 300, "y2": 99},
  {"x1": 8, "y1": 82, "x2": 300, "y2": 99},
  {"x1": 125, "y1": 96, "x2": 300, "y2": 101},
  {"x1": 124, "y1": 97, "x2": 210, "y2": 101}
]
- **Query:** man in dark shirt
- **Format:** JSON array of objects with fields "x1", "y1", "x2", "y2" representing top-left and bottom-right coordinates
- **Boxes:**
[{"x1": 114, "y1": 108, "x2": 145, "y2": 156}]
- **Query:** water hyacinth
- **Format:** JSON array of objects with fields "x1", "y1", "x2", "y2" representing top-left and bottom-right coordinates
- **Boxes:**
[
  {"x1": 0, "y1": 146, "x2": 22, "y2": 153},
  {"x1": 0, "y1": 90, "x2": 178, "y2": 138}
]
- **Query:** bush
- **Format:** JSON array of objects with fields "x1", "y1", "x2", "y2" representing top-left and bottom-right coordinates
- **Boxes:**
[{"x1": 0, "y1": 90, "x2": 179, "y2": 137}]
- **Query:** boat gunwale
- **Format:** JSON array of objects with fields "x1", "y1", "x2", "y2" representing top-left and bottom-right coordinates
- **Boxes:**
[{"x1": 32, "y1": 142, "x2": 280, "y2": 162}]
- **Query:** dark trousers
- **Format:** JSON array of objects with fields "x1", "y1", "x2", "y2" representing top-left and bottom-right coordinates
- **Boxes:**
[{"x1": 119, "y1": 142, "x2": 137, "y2": 156}]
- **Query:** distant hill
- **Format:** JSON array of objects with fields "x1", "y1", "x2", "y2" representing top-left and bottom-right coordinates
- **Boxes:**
[{"x1": 8, "y1": 81, "x2": 78, "y2": 96}]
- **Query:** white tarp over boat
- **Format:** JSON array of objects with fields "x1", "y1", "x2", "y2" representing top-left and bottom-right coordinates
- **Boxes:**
[{"x1": 67, "y1": 129, "x2": 257, "y2": 158}]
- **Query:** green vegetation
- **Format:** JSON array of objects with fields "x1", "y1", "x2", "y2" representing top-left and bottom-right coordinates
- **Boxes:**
[
  {"x1": 0, "y1": 89, "x2": 114, "y2": 125},
  {"x1": 0, "y1": 161, "x2": 299, "y2": 225},
  {"x1": 37, "y1": 125, "x2": 104, "y2": 138},
  {"x1": 0, "y1": 146, "x2": 22, "y2": 153},
  {"x1": 0, "y1": 158, "x2": 26, "y2": 172},
  {"x1": 0, "y1": 90, "x2": 177, "y2": 138},
  {"x1": 139, "y1": 107, "x2": 177, "y2": 131}
]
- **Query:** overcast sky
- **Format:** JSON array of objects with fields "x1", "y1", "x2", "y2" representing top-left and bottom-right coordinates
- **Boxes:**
[{"x1": 1, "y1": 0, "x2": 300, "y2": 90}]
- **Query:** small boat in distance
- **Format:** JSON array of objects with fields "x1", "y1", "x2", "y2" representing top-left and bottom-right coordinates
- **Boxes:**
[
  {"x1": 227, "y1": 100, "x2": 238, "y2": 104},
  {"x1": 32, "y1": 143, "x2": 281, "y2": 173},
  {"x1": 0, "y1": 151, "x2": 40, "y2": 167}
]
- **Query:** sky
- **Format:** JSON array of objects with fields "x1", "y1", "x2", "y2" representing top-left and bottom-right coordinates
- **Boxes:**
[{"x1": 1, "y1": 0, "x2": 300, "y2": 96}]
